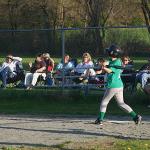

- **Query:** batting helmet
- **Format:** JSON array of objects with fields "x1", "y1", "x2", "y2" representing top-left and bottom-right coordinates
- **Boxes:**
[{"x1": 106, "y1": 44, "x2": 123, "y2": 57}]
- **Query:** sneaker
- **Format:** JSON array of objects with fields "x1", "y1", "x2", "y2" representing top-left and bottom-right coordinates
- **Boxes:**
[
  {"x1": 133, "y1": 115, "x2": 142, "y2": 125},
  {"x1": 95, "y1": 118, "x2": 103, "y2": 125}
]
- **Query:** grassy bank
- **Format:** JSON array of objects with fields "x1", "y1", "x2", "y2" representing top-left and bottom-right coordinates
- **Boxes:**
[{"x1": 0, "y1": 88, "x2": 149, "y2": 115}]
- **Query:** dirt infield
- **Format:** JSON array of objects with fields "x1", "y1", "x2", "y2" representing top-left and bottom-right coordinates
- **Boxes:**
[{"x1": 0, "y1": 115, "x2": 149, "y2": 148}]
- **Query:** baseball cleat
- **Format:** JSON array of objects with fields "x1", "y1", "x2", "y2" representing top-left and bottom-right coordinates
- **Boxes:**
[
  {"x1": 133, "y1": 115, "x2": 142, "y2": 125},
  {"x1": 95, "y1": 118, "x2": 103, "y2": 125}
]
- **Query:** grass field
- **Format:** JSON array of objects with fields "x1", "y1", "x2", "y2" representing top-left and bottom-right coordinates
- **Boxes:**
[{"x1": 0, "y1": 88, "x2": 149, "y2": 115}]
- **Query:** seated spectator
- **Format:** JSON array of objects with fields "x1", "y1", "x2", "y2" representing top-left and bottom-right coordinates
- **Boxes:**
[
  {"x1": 89, "y1": 58, "x2": 108, "y2": 86},
  {"x1": 43, "y1": 53, "x2": 55, "y2": 73},
  {"x1": 0, "y1": 55, "x2": 23, "y2": 88},
  {"x1": 55, "y1": 54, "x2": 74, "y2": 76},
  {"x1": 143, "y1": 84, "x2": 150, "y2": 108},
  {"x1": 95, "y1": 58, "x2": 109, "y2": 74},
  {"x1": 121, "y1": 56, "x2": 135, "y2": 89},
  {"x1": 43, "y1": 53, "x2": 55, "y2": 86},
  {"x1": 73, "y1": 52, "x2": 95, "y2": 84},
  {"x1": 136, "y1": 57, "x2": 150, "y2": 89},
  {"x1": 54, "y1": 54, "x2": 74, "y2": 84},
  {"x1": 122, "y1": 56, "x2": 134, "y2": 69},
  {"x1": 24, "y1": 54, "x2": 46, "y2": 90},
  {"x1": 69, "y1": 58, "x2": 78, "y2": 68},
  {"x1": 7, "y1": 60, "x2": 25, "y2": 87}
]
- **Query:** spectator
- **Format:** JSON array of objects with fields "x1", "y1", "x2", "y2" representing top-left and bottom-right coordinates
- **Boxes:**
[
  {"x1": 43, "y1": 53, "x2": 55, "y2": 86},
  {"x1": 74, "y1": 52, "x2": 95, "y2": 84},
  {"x1": 121, "y1": 55, "x2": 135, "y2": 89},
  {"x1": 136, "y1": 57, "x2": 150, "y2": 89},
  {"x1": 143, "y1": 84, "x2": 150, "y2": 108},
  {"x1": 43, "y1": 53, "x2": 55, "y2": 73},
  {"x1": 122, "y1": 55, "x2": 134, "y2": 69},
  {"x1": 0, "y1": 55, "x2": 22, "y2": 88},
  {"x1": 56, "y1": 54, "x2": 74, "y2": 76},
  {"x1": 54, "y1": 54, "x2": 74, "y2": 85},
  {"x1": 88, "y1": 58, "x2": 108, "y2": 85},
  {"x1": 95, "y1": 58, "x2": 109, "y2": 74},
  {"x1": 24, "y1": 54, "x2": 46, "y2": 90}
]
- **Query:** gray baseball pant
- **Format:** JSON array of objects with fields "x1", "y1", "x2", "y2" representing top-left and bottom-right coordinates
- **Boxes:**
[{"x1": 100, "y1": 88, "x2": 133, "y2": 113}]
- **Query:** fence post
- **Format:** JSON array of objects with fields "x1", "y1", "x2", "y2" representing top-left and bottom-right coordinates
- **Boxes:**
[{"x1": 61, "y1": 29, "x2": 65, "y2": 91}]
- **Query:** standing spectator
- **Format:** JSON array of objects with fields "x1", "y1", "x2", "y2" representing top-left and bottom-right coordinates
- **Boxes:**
[
  {"x1": 0, "y1": 55, "x2": 22, "y2": 88},
  {"x1": 24, "y1": 54, "x2": 46, "y2": 90}
]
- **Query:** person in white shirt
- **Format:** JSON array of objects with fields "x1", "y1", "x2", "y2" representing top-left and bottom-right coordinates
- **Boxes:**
[
  {"x1": 74, "y1": 52, "x2": 95, "y2": 83},
  {"x1": 0, "y1": 55, "x2": 22, "y2": 88}
]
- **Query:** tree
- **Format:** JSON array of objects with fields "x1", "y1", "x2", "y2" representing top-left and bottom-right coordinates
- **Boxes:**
[
  {"x1": 141, "y1": 0, "x2": 150, "y2": 33},
  {"x1": 79, "y1": 0, "x2": 116, "y2": 54}
]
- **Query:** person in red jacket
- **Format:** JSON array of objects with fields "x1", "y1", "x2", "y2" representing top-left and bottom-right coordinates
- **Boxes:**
[
  {"x1": 43, "y1": 53, "x2": 55, "y2": 86},
  {"x1": 43, "y1": 53, "x2": 55, "y2": 73}
]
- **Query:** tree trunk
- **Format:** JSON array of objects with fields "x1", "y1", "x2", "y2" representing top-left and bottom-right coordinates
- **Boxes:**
[
  {"x1": 94, "y1": 29, "x2": 103, "y2": 55},
  {"x1": 141, "y1": 0, "x2": 150, "y2": 33}
]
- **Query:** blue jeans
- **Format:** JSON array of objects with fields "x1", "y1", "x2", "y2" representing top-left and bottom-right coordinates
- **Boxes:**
[{"x1": 0, "y1": 67, "x2": 14, "y2": 87}]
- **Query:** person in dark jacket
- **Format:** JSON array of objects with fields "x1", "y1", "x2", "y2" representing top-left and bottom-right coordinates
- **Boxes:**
[{"x1": 136, "y1": 58, "x2": 150, "y2": 89}]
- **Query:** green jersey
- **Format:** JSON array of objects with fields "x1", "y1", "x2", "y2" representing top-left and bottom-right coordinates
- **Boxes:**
[{"x1": 106, "y1": 58, "x2": 123, "y2": 88}]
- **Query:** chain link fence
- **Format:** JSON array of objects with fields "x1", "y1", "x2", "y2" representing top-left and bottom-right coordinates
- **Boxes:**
[{"x1": 0, "y1": 26, "x2": 150, "y2": 92}]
